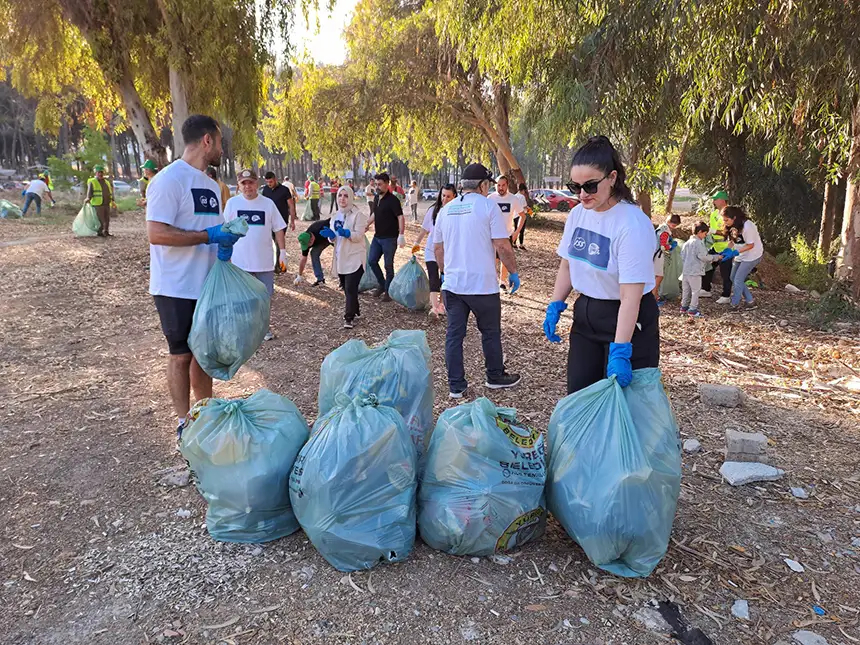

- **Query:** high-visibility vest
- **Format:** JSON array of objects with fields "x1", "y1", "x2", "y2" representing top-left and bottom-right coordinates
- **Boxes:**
[
  {"x1": 140, "y1": 176, "x2": 150, "y2": 199},
  {"x1": 309, "y1": 181, "x2": 321, "y2": 199},
  {"x1": 87, "y1": 177, "x2": 112, "y2": 206},
  {"x1": 709, "y1": 208, "x2": 728, "y2": 252}
]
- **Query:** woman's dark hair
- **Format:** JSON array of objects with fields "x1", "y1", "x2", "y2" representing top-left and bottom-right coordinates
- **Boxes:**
[
  {"x1": 720, "y1": 205, "x2": 748, "y2": 240},
  {"x1": 432, "y1": 183, "x2": 457, "y2": 224},
  {"x1": 571, "y1": 135, "x2": 636, "y2": 203},
  {"x1": 667, "y1": 214, "x2": 681, "y2": 225},
  {"x1": 517, "y1": 182, "x2": 533, "y2": 209}
]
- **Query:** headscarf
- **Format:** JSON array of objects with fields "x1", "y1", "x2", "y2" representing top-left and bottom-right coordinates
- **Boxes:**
[{"x1": 335, "y1": 185, "x2": 358, "y2": 217}]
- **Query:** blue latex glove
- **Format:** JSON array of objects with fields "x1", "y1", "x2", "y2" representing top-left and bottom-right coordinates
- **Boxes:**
[
  {"x1": 217, "y1": 242, "x2": 234, "y2": 262},
  {"x1": 669, "y1": 239, "x2": 678, "y2": 251},
  {"x1": 721, "y1": 248, "x2": 739, "y2": 262},
  {"x1": 607, "y1": 342, "x2": 633, "y2": 387},
  {"x1": 319, "y1": 226, "x2": 336, "y2": 240},
  {"x1": 337, "y1": 227, "x2": 351, "y2": 238},
  {"x1": 205, "y1": 224, "x2": 241, "y2": 247},
  {"x1": 543, "y1": 301, "x2": 568, "y2": 343},
  {"x1": 508, "y1": 272, "x2": 521, "y2": 294},
  {"x1": 333, "y1": 219, "x2": 343, "y2": 231}
]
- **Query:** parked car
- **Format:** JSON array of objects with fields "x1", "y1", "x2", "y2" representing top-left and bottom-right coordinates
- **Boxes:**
[
  {"x1": 71, "y1": 179, "x2": 134, "y2": 195},
  {"x1": 530, "y1": 188, "x2": 577, "y2": 211},
  {"x1": 421, "y1": 188, "x2": 438, "y2": 200}
]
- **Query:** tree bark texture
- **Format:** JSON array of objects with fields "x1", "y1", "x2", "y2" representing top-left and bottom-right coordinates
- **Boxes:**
[
  {"x1": 837, "y1": 96, "x2": 860, "y2": 296},
  {"x1": 116, "y1": 75, "x2": 168, "y2": 167},
  {"x1": 169, "y1": 66, "x2": 189, "y2": 159},
  {"x1": 665, "y1": 130, "x2": 690, "y2": 214},
  {"x1": 818, "y1": 178, "x2": 837, "y2": 258}
]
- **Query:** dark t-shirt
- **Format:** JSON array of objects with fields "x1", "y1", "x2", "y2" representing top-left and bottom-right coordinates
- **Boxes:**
[
  {"x1": 301, "y1": 218, "x2": 333, "y2": 256},
  {"x1": 262, "y1": 184, "x2": 293, "y2": 222},
  {"x1": 373, "y1": 191, "x2": 403, "y2": 239}
]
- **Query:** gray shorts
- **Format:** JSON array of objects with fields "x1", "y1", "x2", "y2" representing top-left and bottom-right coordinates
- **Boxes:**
[{"x1": 250, "y1": 271, "x2": 275, "y2": 297}]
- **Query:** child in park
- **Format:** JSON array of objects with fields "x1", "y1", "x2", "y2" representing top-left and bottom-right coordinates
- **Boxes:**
[{"x1": 681, "y1": 221, "x2": 726, "y2": 317}]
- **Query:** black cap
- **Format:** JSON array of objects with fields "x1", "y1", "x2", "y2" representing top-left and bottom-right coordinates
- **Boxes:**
[{"x1": 462, "y1": 163, "x2": 495, "y2": 183}]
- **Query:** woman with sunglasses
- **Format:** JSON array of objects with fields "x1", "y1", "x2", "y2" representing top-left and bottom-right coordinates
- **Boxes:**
[
  {"x1": 543, "y1": 135, "x2": 660, "y2": 393},
  {"x1": 412, "y1": 183, "x2": 457, "y2": 316}
]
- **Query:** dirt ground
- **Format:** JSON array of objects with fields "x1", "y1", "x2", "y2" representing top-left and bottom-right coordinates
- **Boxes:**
[{"x1": 2, "y1": 198, "x2": 860, "y2": 645}]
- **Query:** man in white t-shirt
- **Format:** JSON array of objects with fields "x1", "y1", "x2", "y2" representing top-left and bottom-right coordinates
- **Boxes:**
[
  {"x1": 224, "y1": 168, "x2": 288, "y2": 341},
  {"x1": 146, "y1": 114, "x2": 243, "y2": 434},
  {"x1": 21, "y1": 177, "x2": 55, "y2": 216},
  {"x1": 282, "y1": 175, "x2": 297, "y2": 199},
  {"x1": 488, "y1": 175, "x2": 525, "y2": 289},
  {"x1": 408, "y1": 180, "x2": 419, "y2": 221},
  {"x1": 433, "y1": 163, "x2": 521, "y2": 398}
]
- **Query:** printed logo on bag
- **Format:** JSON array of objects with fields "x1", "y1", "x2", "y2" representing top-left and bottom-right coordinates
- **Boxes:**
[
  {"x1": 191, "y1": 188, "x2": 220, "y2": 216},
  {"x1": 568, "y1": 227, "x2": 610, "y2": 270},
  {"x1": 495, "y1": 508, "x2": 544, "y2": 552},
  {"x1": 495, "y1": 417, "x2": 540, "y2": 449},
  {"x1": 238, "y1": 210, "x2": 266, "y2": 226}
]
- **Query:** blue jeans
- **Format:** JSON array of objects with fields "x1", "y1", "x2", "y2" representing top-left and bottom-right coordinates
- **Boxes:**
[
  {"x1": 368, "y1": 236, "x2": 397, "y2": 292},
  {"x1": 309, "y1": 245, "x2": 326, "y2": 282},
  {"x1": 730, "y1": 257, "x2": 761, "y2": 305},
  {"x1": 21, "y1": 193, "x2": 41, "y2": 215}
]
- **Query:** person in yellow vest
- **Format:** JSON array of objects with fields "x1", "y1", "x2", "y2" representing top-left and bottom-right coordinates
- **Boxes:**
[
  {"x1": 701, "y1": 188, "x2": 733, "y2": 303},
  {"x1": 86, "y1": 165, "x2": 115, "y2": 237},
  {"x1": 304, "y1": 173, "x2": 321, "y2": 220},
  {"x1": 39, "y1": 173, "x2": 55, "y2": 192},
  {"x1": 137, "y1": 159, "x2": 158, "y2": 207}
]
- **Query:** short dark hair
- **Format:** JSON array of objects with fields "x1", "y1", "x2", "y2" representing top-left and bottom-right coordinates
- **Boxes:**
[
  {"x1": 205, "y1": 166, "x2": 217, "y2": 179},
  {"x1": 374, "y1": 172, "x2": 390, "y2": 183},
  {"x1": 668, "y1": 214, "x2": 681, "y2": 225},
  {"x1": 264, "y1": 171, "x2": 276, "y2": 180},
  {"x1": 694, "y1": 221, "x2": 709, "y2": 234},
  {"x1": 182, "y1": 114, "x2": 221, "y2": 146}
]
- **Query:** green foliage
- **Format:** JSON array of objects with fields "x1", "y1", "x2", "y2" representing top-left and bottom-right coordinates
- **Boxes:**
[
  {"x1": 807, "y1": 281, "x2": 860, "y2": 328},
  {"x1": 47, "y1": 127, "x2": 111, "y2": 187},
  {"x1": 775, "y1": 235, "x2": 832, "y2": 292},
  {"x1": 114, "y1": 195, "x2": 139, "y2": 213}
]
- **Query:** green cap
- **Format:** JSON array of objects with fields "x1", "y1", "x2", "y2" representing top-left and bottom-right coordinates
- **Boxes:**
[
  {"x1": 711, "y1": 188, "x2": 728, "y2": 201},
  {"x1": 94, "y1": 164, "x2": 105, "y2": 172},
  {"x1": 141, "y1": 159, "x2": 157, "y2": 171},
  {"x1": 298, "y1": 231, "x2": 312, "y2": 252}
]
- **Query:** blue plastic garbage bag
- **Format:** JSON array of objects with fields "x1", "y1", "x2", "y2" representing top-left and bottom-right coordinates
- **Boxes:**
[
  {"x1": 358, "y1": 236, "x2": 379, "y2": 293},
  {"x1": 180, "y1": 389, "x2": 310, "y2": 543},
  {"x1": 0, "y1": 199, "x2": 23, "y2": 219},
  {"x1": 389, "y1": 256, "x2": 430, "y2": 311},
  {"x1": 289, "y1": 393, "x2": 417, "y2": 571},
  {"x1": 188, "y1": 219, "x2": 270, "y2": 381},
  {"x1": 418, "y1": 397, "x2": 546, "y2": 556},
  {"x1": 546, "y1": 368, "x2": 681, "y2": 577},
  {"x1": 319, "y1": 330, "x2": 433, "y2": 462},
  {"x1": 72, "y1": 203, "x2": 100, "y2": 236}
]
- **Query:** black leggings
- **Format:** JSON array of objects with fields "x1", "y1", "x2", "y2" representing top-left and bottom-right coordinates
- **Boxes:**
[
  {"x1": 513, "y1": 216, "x2": 527, "y2": 245},
  {"x1": 567, "y1": 293, "x2": 660, "y2": 394},
  {"x1": 702, "y1": 252, "x2": 732, "y2": 297},
  {"x1": 339, "y1": 267, "x2": 364, "y2": 322}
]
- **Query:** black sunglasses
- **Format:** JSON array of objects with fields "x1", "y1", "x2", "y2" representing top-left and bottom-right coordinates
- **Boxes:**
[{"x1": 567, "y1": 173, "x2": 609, "y2": 195}]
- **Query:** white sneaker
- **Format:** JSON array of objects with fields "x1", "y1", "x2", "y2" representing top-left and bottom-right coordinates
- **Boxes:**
[
  {"x1": 263, "y1": 331, "x2": 274, "y2": 341},
  {"x1": 716, "y1": 296, "x2": 731, "y2": 304},
  {"x1": 699, "y1": 290, "x2": 712, "y2": 298}
]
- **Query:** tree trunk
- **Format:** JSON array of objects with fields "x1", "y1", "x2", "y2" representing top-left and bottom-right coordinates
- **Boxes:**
[
  {"x1": 169, "y1": 66, "x2": 189, "y2": 159},
  {"x1": 116, "y1": 74, "x2": 168, "y2": 166},
  {"x1": 837, "y1": 97, "x2": 860, "y2": 296},
  {"x1": 818, "y1": 176, "x2": 838, "y2": 258},
  {"x1": 665, "y1": 129, "x2": 690, "y2": 214},
  {"x1": 638, "y1": 190, "x2": 653, "y2": 217}
]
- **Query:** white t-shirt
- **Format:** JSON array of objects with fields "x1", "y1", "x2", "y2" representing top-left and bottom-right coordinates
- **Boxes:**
[
  {"x1": 25, "y1": 179, "x2": 48, "y2": 197},
  {"x1": 283, "y1": 180, "x2": 296, "y2": 197},
  {"x1": 146, "y1": 159, "x2": 223, "y2": 299},
  {"x1": 556, "y1": 201, "x2": 656, "y2": 300},
  {"x1": 421, "y1": 206, "x2": 437, "y2": 263},
  {"x1": 408, "y1": 187, "x2": 419, "y2": 205},
  {"x1": 488, "y1": 191, "x2": 525, "y2": 235},
  {"x1": 365, "y1": 184, "x2": 375, "y2": 202},
  {"x1": 223, "y1": 194, "x2": 287, "y2": 273},
  {"x1": 432, "y1": 192, "x2": 509, "y2": 295},
  {"x1": 736, "y1": 220, "x2": 763, "y2": 262}
]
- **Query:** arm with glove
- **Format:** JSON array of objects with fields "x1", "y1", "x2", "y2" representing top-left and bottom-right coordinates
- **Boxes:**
[
  {"x1": 544, "y1": 260, "x2": 573, "y2": 343},
  {"x1": 606, "y1": 283, "x2": 644, "y2": 387}
]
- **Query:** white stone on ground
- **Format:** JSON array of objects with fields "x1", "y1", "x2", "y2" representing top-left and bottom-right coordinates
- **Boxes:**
[{"x1": 719, "y1": 461, "x2": 784, "y2": 486}]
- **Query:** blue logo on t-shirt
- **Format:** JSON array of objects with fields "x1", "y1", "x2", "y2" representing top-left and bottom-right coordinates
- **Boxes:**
[
  {"x1": 191, "y1": 188, "x2": 220, "y2": 216},
  {"x1": 568, "y1": 227, "x2": 610, "y2": 270},
  {"x1": 238, "y1": 210, "x2": 266, "y2": 226}
]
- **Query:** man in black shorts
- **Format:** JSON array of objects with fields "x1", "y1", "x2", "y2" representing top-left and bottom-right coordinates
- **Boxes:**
[{"x1": 146, "y1": 114, "x2": 241, "y2": 435}]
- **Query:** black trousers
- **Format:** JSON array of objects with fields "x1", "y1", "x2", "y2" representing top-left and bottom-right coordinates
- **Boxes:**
[
  {"x1": 339, "y1": 267, "x2": 363, "y2": 322},
  {"x1": 443, "y1": 291, "x2": 504, "y2": 391},
  {"x1": 567, "y1": 293, "x2": 660, "y2": 394},
  {"x1": 513, "y1": 216, "x2": 527, "y2": 245},
  {"x1": 310, "y1": 199, "x2": 321, "y2": 220},
  {"x1": 702, "y1": 252, "x2": 732, "y2": 296}
]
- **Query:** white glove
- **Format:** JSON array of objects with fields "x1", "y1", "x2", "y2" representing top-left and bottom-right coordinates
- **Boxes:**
[
  {"x1": 279, "y1": 249, "x2": 289, "y2": 272},
  {"x1": 397, "y1": 234, "x2": 406, "y2": 248},
  {"x1": 293, "y1": 275, "x2": 303, "y2": 285}
]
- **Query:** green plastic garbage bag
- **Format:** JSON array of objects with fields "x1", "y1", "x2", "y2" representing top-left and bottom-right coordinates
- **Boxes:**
[
  {"x1": 319, "y1": 330, "x2": 434, "y2": 461},
  {"x1": 418, "y1": 398, "x2": 546, "y2": 556},
  {"x1": 358, "y1": 236, "x2": 379, "y2": 293},
  {"x1": 188, "y1": 219, "x2": 269, "y2": 380},
  {"x1": 547, "y1": 368, "x2": 681, "y2": 578},
  {"x1": 180, "y1": 389, "x2": 310, "y2": 543},
  {"x1": 389, "y1": 256, "x2": 430, "y2": 311},
  {"x1": 289, "y1": 393, "x2": 417, "y2": 571},
  {"x1": 659, "y1": 247, "x2": 682, "y2": 300},
  {"x1": 301, "y1": 198, "x2": 315, "y2": 221},
  {"x1": 0, "y1": 199, "x2": 23, "y2": 219},
  {"x1": 72, "y1": 203, "x2": 100, "y2": 237}
]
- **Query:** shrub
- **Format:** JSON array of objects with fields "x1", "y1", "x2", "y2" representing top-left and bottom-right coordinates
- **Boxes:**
[{"x1": 775, "y1": 234, "x2": 832, "y2": 292}]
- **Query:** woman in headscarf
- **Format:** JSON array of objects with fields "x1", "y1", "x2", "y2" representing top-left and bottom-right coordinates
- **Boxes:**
[{"x1": 331, "y1": 185, "x2": 370, "y2": 329}]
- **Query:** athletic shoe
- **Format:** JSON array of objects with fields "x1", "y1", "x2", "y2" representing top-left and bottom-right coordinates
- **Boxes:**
[
  {"x1": 449, "y1": 388, "x2": 467, "y2": 399},
  {"x1": 519, "y1": 244, "x2": 527, "y2": 250},
  {"x1": 312, "y1": 278, "x2": 326, "y2": 287},
  {"x1": 745, "y1": 302, "x2": 758, "y2": 311},
  {"x1": 373, "y1": 287, "x2": 384, "y2": 298},
  {"x1": 354, "y1": 313, "x2": 362, "y2": 319},
  {"x1": 381, "y1": 293, "x2": 392, "y2": 302},
  {"x1": 699, "y1": 290, "x2": 712, "y2": 298},
  {"x1": 343, "y1": 320, "x2": 354, "y2": 329},
  {"x1": 716, "y1": 296, "x2": 731, "y2": 304},
  {"x1": 688, "y1": 309, "x2": 704, "y2": 318},
  {"x1": 264, "y1": 331, "x2": 274, "y2": 341},
  {"x1": 680, "y1": 306, "x2": 689, "y2": 314},
  {"x1": 486, "y1": 372, "x2": 522, "y2": 389}
]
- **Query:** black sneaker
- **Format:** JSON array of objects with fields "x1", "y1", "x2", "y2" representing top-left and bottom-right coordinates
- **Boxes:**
[
  {"x1": 449, "y1": 387, "x2": 467, "y2": 399},
  {"x1": 486, "y1": 373, "x2": 522, "y2": 389},
  {"x1": 381, "y1": 293, "x2": 392, "y2": 302},
  {"x1": 373, "y1": 287, "x2": 384, "y2": 298},
  {"x1": 312, "y1": 278, "x2": 326, "y2": 287},
  {"x1": 343, "y1": 320, "x2": 354, "y2": 329}
]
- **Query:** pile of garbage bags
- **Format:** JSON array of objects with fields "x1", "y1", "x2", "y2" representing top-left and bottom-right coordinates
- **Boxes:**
[
  {"x1": 188, "y1": 218, "x2": 270, "y2": 381},
  {"x1": 419, "y1": 397, "x2": 546, "y2": 556},
  {"x1": 547, "y1": 368, "x2": 682, "y2": 577},
  {"x1": 0, "y1": 199, "x2": 22, "y2": 219},
  {"x1": 72, "y1": 203, "x2": 101, "y2": 237},
  {"x1": 319, "y1": 330, "x2": 434, "y2": 461},
  {"x1": 290, "y1": 394, "x2": 417, "y2": 571},
  {"x1": 389, "y1": 256, "x2": 430, "y2": 311},
  {"x1": 180, "y1": 389, "x2": 309, "y2": 543}
]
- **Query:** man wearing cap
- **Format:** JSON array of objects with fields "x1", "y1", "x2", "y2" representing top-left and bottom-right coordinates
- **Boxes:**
[
  {"x1": 488, "y1": 174, "x2": 526, "y2": 290},
  {"x1": 295, "y1": 218, "x2": 335, "y2": 286},
  {"x1": 86, "y1": 165, "x2": 115, "y2": 237},
  {"x1": 304, "y1": 173, "x2": 322, "y2": 220},
  {"x1": 138, "y1": 159, "x2": 158, "y2": 206},
  {"x1": 433, "y1": 162, "x2": 521, "y2": 398},
  {"x1": 21, "y1": 174, "x2": 55, "y2": 216},
  {"x1": 224, "y1": 169, "x2": 288, "y2": 341},
  {"x1": 702, "y1": 188, "x2": 733, "y2": 303},
  {"x1": 368, "y1": 172, "x2": 405, "y2": 301},
  {"x1": 146, "y1": 114, "x2": 242, "y2": 435}
]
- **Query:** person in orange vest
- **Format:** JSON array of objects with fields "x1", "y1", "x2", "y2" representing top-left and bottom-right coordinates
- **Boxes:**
[{"x1": 86, "y1": 165, "x2": 115, "y2": 237}]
